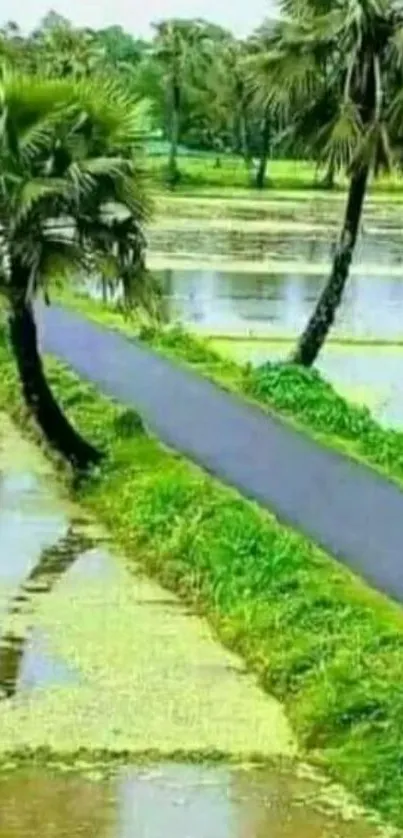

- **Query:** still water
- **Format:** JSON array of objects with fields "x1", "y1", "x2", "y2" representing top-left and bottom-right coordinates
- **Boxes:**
[
  {"x1": 148, "y1": 197, "x2": 403, "y2": 426},
  {"x1": 0, "y1": 762, "x2": 394, "y2": 838},
  {"x1": 0, "y1": 417, "x2": 393, "y2": 837},
  {"x1": 158, "y1": 267, "x2": 403, "y2": 340}
]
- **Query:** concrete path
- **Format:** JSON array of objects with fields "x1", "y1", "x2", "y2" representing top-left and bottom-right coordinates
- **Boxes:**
[
  {"x1": 43, "y1": 305, "x2": 403, "y2": 604},
  {"x1": 0, "y1": 413, "x2": 294, "y2": 757}
]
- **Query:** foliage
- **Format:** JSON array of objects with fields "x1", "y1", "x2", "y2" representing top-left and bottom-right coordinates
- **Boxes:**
[
  {"x1": 3, "y1": 5, "x2": 403, "y2": 191},
  {"x1": 0, "y1": 72, "x2": 157, "y2": 314},
  {"x1": 2, "y1": 325, "x2": 403, "y2": 824},
  {"x1": 250, "y1": 0, "x2": 403, "y2": 178}
]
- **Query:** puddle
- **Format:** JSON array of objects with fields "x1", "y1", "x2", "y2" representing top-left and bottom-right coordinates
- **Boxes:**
[
  {"x1": 0, "y1": 415, "x2": 100, "y2": 697},
  {"x1": 0, "y1": 762, "x2": 395, "y2": 838},
  {"x1": 0, "y1": 628, "x2": 79, "y2": 700}
]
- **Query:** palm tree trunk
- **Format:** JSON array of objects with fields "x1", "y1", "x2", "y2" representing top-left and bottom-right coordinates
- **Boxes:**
[
  {"x1": 255, "y1": 112, "x2": 271, "y2": 190},
  {"x1": 168, "y1": 82, "x2": 180, "y2": 187},
  {"x1": 291, "y1": 164, "x2": 369, "y2": 366},
  {"x1": 8, "y1": 296, "x2": 103, "y2": 470},
  {"x1": 240, "y1": 111, "x2": 252, "y2": 176},
  {"x1": 101, "y1": 276, "x2": 108, "y2": 303},
  {"x1": 321, "y1": 160, "x2": 335, "y2": 189},
  {"x1": 291, "y1": 52, "x2": 376, "y2": 368}
]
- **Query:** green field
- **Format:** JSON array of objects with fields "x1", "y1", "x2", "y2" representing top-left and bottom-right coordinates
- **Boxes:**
[{"x1": 146, "y1": 154, "x2": 403, "y2": 194}]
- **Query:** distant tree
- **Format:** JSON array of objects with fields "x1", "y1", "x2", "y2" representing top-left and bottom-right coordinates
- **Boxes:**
[
  {"x1": 152, "y1": 19, "x2": 212, "y2": 185},
  {"x1": 31, "y1": 14, "x2": 105, "y2": 78}
]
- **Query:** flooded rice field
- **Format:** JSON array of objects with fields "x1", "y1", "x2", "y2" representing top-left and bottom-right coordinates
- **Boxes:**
[
  {"x1": 149, "y1": 194, "x2": 403, "y2": 427},
  {"x1": 0, "y1": 415, "x2": 396, "y2": 837}
]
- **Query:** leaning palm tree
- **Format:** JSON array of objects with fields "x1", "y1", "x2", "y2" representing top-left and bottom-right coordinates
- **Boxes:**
[
  {"x1": 253, "y1": 0, "x2": 403, "y2": 366},
  {"x1": 0, "y1": 72, "x2": 153, "y2": 469}
]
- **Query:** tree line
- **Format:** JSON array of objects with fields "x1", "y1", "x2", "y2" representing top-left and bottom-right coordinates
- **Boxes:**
[{"x1": 1, "y1": 0, "x2": 403, "y2": 467}]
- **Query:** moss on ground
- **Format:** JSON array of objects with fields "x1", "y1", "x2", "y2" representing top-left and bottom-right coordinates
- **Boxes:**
[{"x1": 1, "y1": 329, "x2": 403, "y2": 826}]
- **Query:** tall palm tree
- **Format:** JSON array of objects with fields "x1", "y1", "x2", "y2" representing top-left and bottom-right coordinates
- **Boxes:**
[
  {"x1": 246, "y1": 23, "x2": 280, "y2": 189},
  {"x1": 152, "y1": 19, "x2": 211, "y2": 186},
  {"x1": 214, "y1": 38, "x2": 254, "y2": 172},
  {"x1": 0, "y1": 72, "x2": 152, "y2": 469},
  {"x1": 260, "y1": 0, "x2": 403, "y2": 366}
]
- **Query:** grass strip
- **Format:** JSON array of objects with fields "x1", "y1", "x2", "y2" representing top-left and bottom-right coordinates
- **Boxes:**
[{"x1": 1, "y1": 327, "x2": 403, "y2": 826}]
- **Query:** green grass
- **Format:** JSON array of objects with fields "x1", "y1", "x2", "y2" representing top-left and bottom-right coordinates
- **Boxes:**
[
  {"x1": 60, "y1": 290, "x2": 403, "y2": 488},
  {"x1": 147, "y1": 154, "x2": 403, "y2": 195},
  {"x1": 2, "y1": 328, "x2": 403, "y2": 827}
]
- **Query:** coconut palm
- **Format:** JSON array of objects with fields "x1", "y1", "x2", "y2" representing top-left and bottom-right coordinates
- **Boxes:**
[
  {"x1": 0, "y1": 72, "x2": 153, "y2": 469},
  {"x1": 251, "y1": 0, "x2": 403, "y2": 365}
]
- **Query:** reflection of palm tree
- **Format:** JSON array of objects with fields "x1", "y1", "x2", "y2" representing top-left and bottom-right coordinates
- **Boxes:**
[{"x1": 0, "y1": 527, "x2": 95, "y2": 699}]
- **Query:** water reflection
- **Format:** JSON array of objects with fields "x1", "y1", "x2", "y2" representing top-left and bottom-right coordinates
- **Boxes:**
[
  {"x1": 0, "y1": 763, "x2": 386, "y2": 838},
  {"x1": 149, "y1": 226, "x2": 403, "y2": 268},
  {"x1": 157, "y1": 268, "x2": 403, "y2": 340},
  {"x1": 0, "y1": 528, "x2": 94, "y2": 699}
]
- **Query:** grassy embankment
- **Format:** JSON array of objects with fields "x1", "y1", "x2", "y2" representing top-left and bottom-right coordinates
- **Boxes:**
[
  {"x1": 147, "y1": 154, "x2": 403, "y2": 195},
  {"x1": 2, "y1": 319, "x2": 403, "y2": 825},
  {"x1": 60, "y1": 289, "x2": 403, "y2": 487}
]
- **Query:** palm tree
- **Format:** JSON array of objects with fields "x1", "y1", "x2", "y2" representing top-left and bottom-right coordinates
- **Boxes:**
[
  {"x1": 31, "y1": 19, "x2": 105, "y2": 79},
  {"x1": 246, "y1": 24, "x2": 281, "y2": 189},
  {"x1": 0, "y1": 72, "x2": 152, "y2": 469},
  {"x1": 214, "y1": 38, "x2": 254, "y2": 173},
  {"x1": 152, "y1": 19, "x2": 211, "y2": 186},
  {"x1": 261, "y1": 0, "x2": 403, "y2": 366}
]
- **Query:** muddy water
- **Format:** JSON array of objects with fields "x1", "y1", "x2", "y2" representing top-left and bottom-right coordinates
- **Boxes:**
[
  {"x1": 0, "y1": 763, "x2": 396, "y2": 838},
  {"x1": 0, "y1": 417, "x2": 394, "y2": 836}
]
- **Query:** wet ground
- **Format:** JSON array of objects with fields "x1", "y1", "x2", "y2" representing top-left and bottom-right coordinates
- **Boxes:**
[{"x1": 0, "y1": 415, "x2": 395, "y2": 837}]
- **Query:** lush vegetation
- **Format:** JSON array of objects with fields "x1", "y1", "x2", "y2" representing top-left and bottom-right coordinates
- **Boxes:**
[
  {"x1": 1, "y1": 325, "x2": 403, "y2": 825},
  {"x1": 3, "y1": 2, "x2": 403, "y2": 362}
]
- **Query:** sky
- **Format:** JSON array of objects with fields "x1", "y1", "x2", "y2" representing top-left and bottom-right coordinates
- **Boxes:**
[{"x1": 1, "y1": 1, "x2": 277, "y2": 38}]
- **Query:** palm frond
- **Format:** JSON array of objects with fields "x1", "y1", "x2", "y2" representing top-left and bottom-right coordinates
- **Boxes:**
[
  {"x1": 0, "y1": 73, "x2": 154, "y2": 314},
  {"x1": 320, "y1": 100, "x2": 363, "y2": 170}
]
